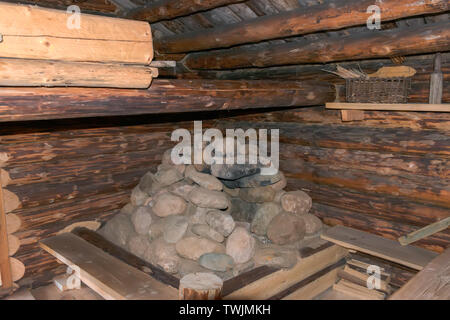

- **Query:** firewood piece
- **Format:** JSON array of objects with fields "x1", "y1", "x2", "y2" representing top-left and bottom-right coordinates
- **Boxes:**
[
  {"x1": 182, "y1": 21, "x2": 450, "y2": 70},
  {"x1": 338, "y1": 265, "x2": 392, "y2": 293},
  {"x1": 333, "y1": 279, "x2": 385, "y2": 300},
  {"x1": 179, "y1": 273, "x2": 223, "y2": 300},
  {"x1": 53, "y1": 267, "x2": 81, "y2": 292},
  {"x1": 0, "y1": 59, "x2": 154, "y2": 89},
  {"x1": 429, "y1": 53, "x2": 443, "y2": 104},
  {"x1": 155, "y1": 0, "x2": 448, "y2": 53},
  {"x1": 0, "y1": 2, "x2": 152, "y2": 64},
  {"x1": 398, "y1": 217, "x2": 450, "y2": 246}
]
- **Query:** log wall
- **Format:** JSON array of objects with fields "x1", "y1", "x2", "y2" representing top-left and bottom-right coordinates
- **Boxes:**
[
  {"x1": 0, "y1": 117, "x2": 185, "y2": 287},
  {"x1": 217, "y1": 107, "x2": 450, "y2": 254}
]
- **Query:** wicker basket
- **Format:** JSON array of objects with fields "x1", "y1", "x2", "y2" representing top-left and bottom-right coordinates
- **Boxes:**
[{"x1": 346, "y1": 77, "x2": 411, "y2": 103}]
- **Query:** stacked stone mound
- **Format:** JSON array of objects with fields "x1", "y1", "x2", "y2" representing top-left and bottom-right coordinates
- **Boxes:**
[{"x1": 99, "y1": 149, "x2": 323, "y2": 280}]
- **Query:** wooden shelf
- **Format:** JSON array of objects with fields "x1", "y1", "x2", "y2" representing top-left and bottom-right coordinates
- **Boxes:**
[{"x1": 326, "y1": 102, "x2": 450, "y2": 112}]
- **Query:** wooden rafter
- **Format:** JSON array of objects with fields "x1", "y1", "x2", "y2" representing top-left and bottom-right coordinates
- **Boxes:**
[
  {"x1": 125, "y1": 0, "x2": 246, "y2": 23},
  {"x1": 155, "y1": 0, "x2": 449, "y2": 53},
  {"x1": 182, "y1": 20, "x2": 450, "y2": 70}
]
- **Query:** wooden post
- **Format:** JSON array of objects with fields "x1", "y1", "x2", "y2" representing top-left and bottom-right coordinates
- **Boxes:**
[
  {"x1": 179, "y1": 273, "x2": 223, "y2": 300},
  {"x1": 429, "y1": 53, "x2": 443, "y2": 104},
  {"x1": 0, "y1": 181, "x2": 13, "y2": 288}
]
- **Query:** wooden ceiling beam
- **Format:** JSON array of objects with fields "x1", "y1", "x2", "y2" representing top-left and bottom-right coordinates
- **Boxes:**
[
  {"x1": 125, "y1": 0, "x2": 246, "y2": 23},
  {"x1": 155, "y1": 0, "x2": 449, "y2": 53},
  {"x1": 0, "y1": 79, "x2": 335, "y2": 122},
  {"x1": 182, "y1": 20, "x2": 450, "y2": 70}
]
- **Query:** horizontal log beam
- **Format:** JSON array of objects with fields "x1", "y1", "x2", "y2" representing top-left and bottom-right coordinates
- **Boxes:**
[
  {"x1": 126, "y1": 0, "x2": 245, "y2": 23},
  {"x1": 183, "y1": 21, "x2": 450, "y2": 69},
  {"x1": 156, "y1": 0, "x2": 449, "y2": 53},
  {"x1": 0, "y1": 58, "x2": 154, "y2": 88},
  {"x1": 0, "y1": 79, "x2": 334, "y2": 122}
]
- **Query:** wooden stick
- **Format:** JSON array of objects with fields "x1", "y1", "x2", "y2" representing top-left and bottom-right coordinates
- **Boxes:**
[
  {"x1": 0, "y1": 58, "x2": 155, "y2": 88},
  {"x1": 179, "y1": 273, "x2": 223, "y2": 300},
  {"x1": 327, "y1": 103, "x2": 450, "y2": 113},
  {"x1": 0, "y1": 180, "x2": 13, "y2": 288},
  {"x1": 155, "y1": 0, "x2": 449, "y2": 53},
  {"x1": 399, "y1": 217, "x2": 450, "y2": 246}
]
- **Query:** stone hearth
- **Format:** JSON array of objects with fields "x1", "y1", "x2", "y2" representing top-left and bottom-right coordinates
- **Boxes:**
[{"x1": 99, "y1": 148, "x2": 323, "y2": 280}]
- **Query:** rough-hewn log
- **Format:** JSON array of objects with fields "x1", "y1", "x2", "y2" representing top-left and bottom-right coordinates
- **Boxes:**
[
  {"x1": 279, "y1": 144, "x2": 450, "y2": 179},
  {"x1": 156, "y1": 0, "x2": 449, "y2": 53},
  {"x1": 14, "y1": 191, "x2": 128, "y2": 285},
  {"x1": 222, "y1": 106, "x2": 450, "y2": 131},
  {"x1": 183, "y1": 21, "x2": 450, "y2": 69},
  {"x1": 312, "y1": 203, "x2": 449, "y2": 253},
  {"x1": 2, "y1": 150, "x2": 163, "y2": 186},
  {"x1": 0, "y1": 79, "x2": 334, "y2": 122},
  {"x1": 0, "y1": 132, "x2": 169, "y2": 166},
  {"x1": 282, "y1": 161, "x2": 450, "y2": 209},
  {"x1": 217, "y1": 121, "x2": 450, "y2": 156},
  {"x1": 0, "y1": 2, "x2": 152, "y2": 64},
  {"x1": 287, "y1": 178, "x2": 449, "y2": 227},
  {"x1": 6, "y1": 168, "x2": 147, "y2": 210},
  {"x1": 0, "y1": 58, "x2": 154, "y2": 88},
  {"x1": 127, "y1": 0, "x2": 245, "y2": 23}
]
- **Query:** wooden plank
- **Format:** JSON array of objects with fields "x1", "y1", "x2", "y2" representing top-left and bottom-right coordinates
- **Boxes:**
[
  {"x1": 0, "y1": 79, "x2": 334, "y2": 122},
  {"x1": 281, "y1": 266, "x2": 342, "y2": 300},
  {"x1": 327, "y1": 102, "x2": 450, "y2": 112},
  {"x1": 0, "y1": 2, "x2": 152, "y2": 64},
  {"x1": 223, "y1": 244, "x2": 348, "y2": 300},
  {"x1": 183, "y1": 21, "x2": 450, "y2": 70},
  {"x1": 338, "y1": 266, "x2": 391, "y2": 293},
  {"x1": 39, "y1": 233, "x2": 178, "y2": 300},
  {"x1": 399, "y1": 217, "x2": 450, "y2": 246},
  {"x1": 273, "y1": 259, "x2": 345, "y2": 300},
  {"x1": 389, "y1": 247, "x2": 450, "y2": 300},
  {"x1": 0, "y1": 58, "x2": 154, "y2": 88},
  {"x1": 333, "y1": 279, "x2": 385, "y2": 300},
  {"x1": 155, "y1": 0, "x2": 448, "y2": 53},
  {"x1": 321, "y1": 225, "x2": 438, "y2": 270},
  {"x1": 72, "y1": 228, "x2": 179, "y2": 288}
]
